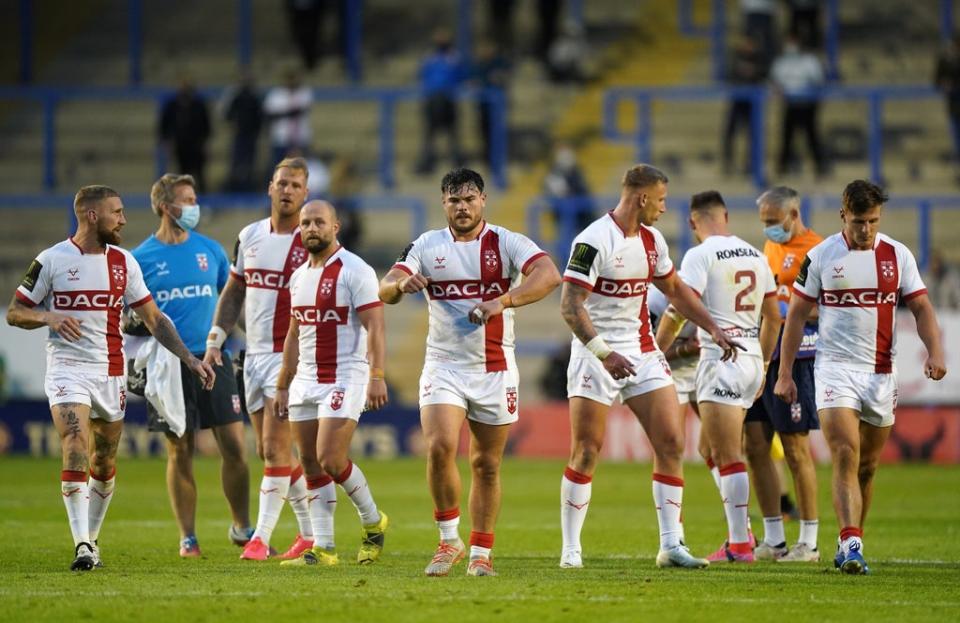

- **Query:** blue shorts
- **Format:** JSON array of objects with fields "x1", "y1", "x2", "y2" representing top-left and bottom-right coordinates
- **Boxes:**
[{"x1": 745, "y1": 357, "x2": 819, "y2": 434}]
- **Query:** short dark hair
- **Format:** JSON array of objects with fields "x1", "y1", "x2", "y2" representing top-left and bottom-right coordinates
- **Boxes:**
[
  {"x1": 842, "y1": 179, "x2": 888, "y2": 215},
  {"x1": 621, "y1": 164, "x2": 668, "y2": 191},
  {"x1": 690, "y1": 190, "x2": 726, "y2": 212},
  {"x1": 74, "y1": 185, "x2": 120, "y2": 214},
  {"x1": 441, "y1": 168, "x2": 485, "y2": 195}
]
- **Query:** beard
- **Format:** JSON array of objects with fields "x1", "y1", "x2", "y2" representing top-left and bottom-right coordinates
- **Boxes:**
[
  {"x1": 97, "y1": 223, "x2": 122, "y2": 246},
  {"x1": 449, "y1": 212, "x2": 482, "y2": 234},
  {"x1": 304, "y1": 235, "x2": 333, "y2": 253}
]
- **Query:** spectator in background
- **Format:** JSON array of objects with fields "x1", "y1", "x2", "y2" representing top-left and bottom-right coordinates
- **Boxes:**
[
  {"x1": 473, "y1": 39, "x2": 511, "y2": 165},
  {"x1": 487, "y1": 0, "x2": 517, "y2": 54},
  {"x1": 160, "y1": 79, "x2": 211, "y2": 193},
  {"x1": 925, "y1": 250, "x2": 960, "y2": 310},
  {"x1": 741, "y1": 0, "x2": 777, "y2": 74},
  {"x1": 771, "y1": 35, "x2": 827, "y2": 176},
  {"x1": 220, "y1": 71, "x2": 263, "y2": 192},
  {"x1": 544, "y1": 142, "x2": 594, "y2": 237},
  {"x1": 935, "y1": 34, "x2": 960, "y2": 182},
  {"x1": 788, "y1": 0, "x2": 822, "y2": 50},
  {"x1": 536, "y1": 0, "x2": 563, "y2": 68},
  {"x1": 416, "y1": 29, "x2": 466, "y2": 175},
  {"x1": 264, "y1": 68, "x2": 313, "y2": 172},
  {"x1": 547, "y1": 19, "x2": 591, "y2": 84},
  {"x1": 327, "y1": 156, "x2": 363, "y2": 250},
  {"x1": 722, "y1": 36, "x2": 765, "y2": 176}
]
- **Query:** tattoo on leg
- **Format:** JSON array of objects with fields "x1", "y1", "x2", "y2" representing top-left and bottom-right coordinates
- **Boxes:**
[
  {"x1": 66, "y1": 450, "x2": 87, "y2": 472},
  {"x1": 59, "y1": 406, "x2": 82, "y2": 439},
  {"x1": 92, "y1": 431, "x2": 120, "y2": 474}
]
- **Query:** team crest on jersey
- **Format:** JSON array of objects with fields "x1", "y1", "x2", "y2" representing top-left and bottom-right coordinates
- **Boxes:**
[
  {"x1": 196, "y1": 253, "x2": 209, "y2": 271},
  {"x1": 320, "y1": 278, "x2": 335, "y2": 297},
  {"x1": 118, "y1": 389, "x2": 126, "y2": 412},
  {"x1": 483, "y1": 248, "x2": 500, "y2": 274},
  {"x1": 782, "y1": 253, "x2": 796, "y2": 270},
  {"x1": 291, "y1": 247, "x2": 308, "y2": 267},
  {"x1": 505, "y1": 387, "x2": 517, "y2": 414},
  {"x1": 880, "y1": 260, "x2": 896, "y2": 282},
  {"x1": 330, "y1": 389, "x2": 345, "y2": 411},
  {"x1": 232, "y1": 395, "x2": 241, "y2": 414},
  {"x1": 647, "y1": 249, "x2": 658, "y2": 267},
  {"x1": 110, "y1": 264, "x2": 126, "y2": 289}
]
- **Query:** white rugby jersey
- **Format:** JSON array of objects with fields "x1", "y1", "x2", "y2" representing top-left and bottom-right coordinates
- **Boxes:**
[
  {"x1": 15, "y1": 238, "x2": 153, "y2": 376},
  {"x1": 289, "y1": 247, "x2": 382, "y2": 383},
  {"x1": 393, "y1": 222, "x2": 547, "y2": 373},
  {"x1": 678, "y1": 235, "x2": 776, "y2": 359},
  {"x1": 230, "y1": 218, "x2": 308, "y2": 355},
  {"x1": 792, "y1": 232, "x2": 926, "y2": 373},
  {"x1": 562, "y1": 213, "x2": 674, "y2": 355}
]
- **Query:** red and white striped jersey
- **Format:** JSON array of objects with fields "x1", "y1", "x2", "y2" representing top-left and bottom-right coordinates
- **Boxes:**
[
  {"x1": 678, "y1": 235, "x2": 777, "y2": 359},
  {"x1": 15, "y1": 238, "x2": 152, "y2": 376},
  {"x1": 288, "y1": 247, "x2": 382, "y2": 383},
  {"x1": 230, "y1": 218, "x2": 308, "y2": 355},
  {"x1": 562, "y1": 213, "x2": 675, "y2": 355},
  {"x1": 792, "y1": 232, "x2": 927, "y2": 373},
  {"x1": 393, "y1": 222, "x2": 547, "y2": 373}
]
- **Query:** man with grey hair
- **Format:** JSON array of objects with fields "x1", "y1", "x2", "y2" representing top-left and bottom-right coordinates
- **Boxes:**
[
  {"x1": 743, "y1": 185, "x2": 823, "y2": 562},
  {"x1": 131, "y1": 173, "x2": 251, "y2": 558}
]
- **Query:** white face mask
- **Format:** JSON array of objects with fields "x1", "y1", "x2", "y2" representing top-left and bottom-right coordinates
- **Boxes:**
[{"x1": 175, "y1": 204, "x2": 200, "y2": 230}]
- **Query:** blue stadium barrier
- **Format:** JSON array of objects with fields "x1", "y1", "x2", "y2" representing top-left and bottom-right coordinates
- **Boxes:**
[
  {"x1": 0, "y1": 85, "x2": 508, "y2": 191},
  {"x1": 527, "y1": 194, "x2": 960, "y2": 272},
  {"x1": 602, "y1": 84, "x2": 942, "y2": 191}
]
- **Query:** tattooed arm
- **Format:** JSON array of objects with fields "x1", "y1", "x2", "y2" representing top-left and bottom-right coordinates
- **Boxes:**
[
  {"x1": 204, "y1": 276, "x2": 246, "y2": 366},
  {"x1": 135, "y1": 299, "x2": 216, "y2": 390},
  {"x1": 560, "y1": 280, "x2": 636, "y2": 381}
]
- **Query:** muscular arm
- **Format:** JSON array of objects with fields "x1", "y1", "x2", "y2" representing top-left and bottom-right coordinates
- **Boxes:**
[
  {"x1": 378, "y1": 267, "x2": 429, "y2": 304},
  {"x1": 655, "y1": 271, "x2": 720, "y2": 337},
  {"x1": 136, "y1": 300, "x2": 197, "y2": 364},
  {"x1": 906, "y1": 293, "x2": 947, "y2": 380},
  {"x1": 7, "y1": 296, "x2": 83, "y2": 340},
  {"x1": 212, "y1": 276, "x2": 246, "y2": 333},
  {"x1": 358, "y1": 304, "x2": 388, "y2": 410},
  {"x1": 654, "y1": 305, "x2": 687, "y2": 353},
  {"x1": 773, "y1": 294, "x2": 816, "y2": 403},
  {"x1": 275, "y1": 315, "x2": 301, "y2": 392},
  {"x1": 469, "y1": 256, "x2": 561, "y2": 324},
  {"x1": 559, "y1": 281, "x2": 599, "y2": 344},
  {"x1": 759, "y1": 294, "x2": 781, "y2": 365}
]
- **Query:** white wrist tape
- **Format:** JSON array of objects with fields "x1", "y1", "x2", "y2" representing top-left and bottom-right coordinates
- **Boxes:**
[
  {"x1": 206, "y1": 326, "x2": 227, "y2": 350},
  {"x1": 585, "y1": 335, "x2": 613, "y2": 360}
]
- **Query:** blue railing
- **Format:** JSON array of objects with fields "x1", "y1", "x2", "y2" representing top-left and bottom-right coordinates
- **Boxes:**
[
  {"x1": 0, "y1": 85, "x2": 508, "y2": 192},
  {"x1": 527, "y1": 194, "x2": 960, "y2": 272},
  {"x1": 0, "y1": 193, "x2": 428, "y2": 245},
  {"x1": 603, "y1": 84, "x2": 941, "y2": 192}
]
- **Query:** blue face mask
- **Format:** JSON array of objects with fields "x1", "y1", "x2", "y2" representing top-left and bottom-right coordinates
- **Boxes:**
[
  {"x1": 175, "y1": 204, "x2": 200, "y2": 231},
  {"x1": 763, "y1": 218, "x2": 793, "y2": 243}
]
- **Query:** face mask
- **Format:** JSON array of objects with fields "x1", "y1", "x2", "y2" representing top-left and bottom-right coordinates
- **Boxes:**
[
  {"x1": 763, "y1": 215, "x2": 793, "y2": 243},
  {"x1": 175, "y1": 204, "x2": 200, "y2": 231}
]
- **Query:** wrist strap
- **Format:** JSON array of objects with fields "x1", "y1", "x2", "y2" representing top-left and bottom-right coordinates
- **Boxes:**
[
  {"x1": 206, "y1": 326, "x2": 227, "y2": 350},
  {"x1": 584, "y1": 336, "x2": 613, "y2": 360}
]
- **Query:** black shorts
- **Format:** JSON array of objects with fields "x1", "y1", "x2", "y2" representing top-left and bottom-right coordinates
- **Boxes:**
[
  {"x1": 147, "y1": 356, "x2": 244, "y2": 434},
  {"x1": 745, "y1": 357, "x2": 819, "y2": 434}
]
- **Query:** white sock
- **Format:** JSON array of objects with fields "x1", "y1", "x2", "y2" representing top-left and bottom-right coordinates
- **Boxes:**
[
  {"x1": 706, "y1": 459, "x2": 722, "y2": 492},
  {"x1": 88, "y1": 469, "x2": 116, "y2": 542},
  {"x1": 287, "y1": 468, "x2": 313, "y2": 538},
  {"x1": 334, "y1": 461, "x2": 379, "y2": 526},
  {"x1": 799, "y1": 519, "x2": 819, "y2": 549},
  {"x1": 61, "y1": 470, "x2": 90, "y2": 546},
  {"x1": 470, "y1": 545, "x2": 491, "y2": 559},
  {"x1": 307, "y1": 475, "x2": 337, "y2": 549},
  {"x1": 252, "y1": 467, "x2": 292, "y2": 545},
  {"x1": 561, "y1": 468, "x2": 592, "y2": 552},
  {"x1": 719, "y1": 463, "x2": 751, "y2": 545},
  {"x1": 652, "y1": 473, "x2": 684, "y2": 550},
  {"x1": 435, "y1": 508, "x2": 460, "y2": 541},
  {"x1": 469, "y1": 531, "x2": 494, "y2": 559},
  {"x1": 763, "y1": 516, "x2": 786, "y2": 546}
]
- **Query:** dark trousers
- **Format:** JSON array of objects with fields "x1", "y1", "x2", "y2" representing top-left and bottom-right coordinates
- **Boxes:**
[
  {"x1": 418, "y1": 95, "x2": 461, "y2": 173},
  {"x1": 723, "y1": 98, "x2": 755, "y2": 171},
  {"x1": 779, "y1": 103, "x2": 825, "y2": 174}
]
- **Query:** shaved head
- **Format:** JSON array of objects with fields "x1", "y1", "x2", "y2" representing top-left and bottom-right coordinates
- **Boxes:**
[
  {"x1": 300, "y1": 200, "x2": 340, "y2": 254},
  {"x1": 301, "y1": 199, "x2": 337, "y2": 222}
]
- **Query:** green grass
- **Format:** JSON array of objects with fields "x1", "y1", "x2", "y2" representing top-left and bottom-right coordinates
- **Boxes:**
[{"x1": 1, "y1": 457, "x2": 959, "y2": 622}]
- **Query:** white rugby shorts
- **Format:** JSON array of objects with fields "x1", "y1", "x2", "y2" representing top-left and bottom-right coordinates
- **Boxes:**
[
  {"x1": 695, "y1": 356, "x2": 764, "y2": 409},
  {"x1": 288, "y1": 377, "x2": 368, "y2": 422},
  {"x1": 419, "y1": 366, "x2": 520, "y2": 425},
  {"x1": 815, "y1": 363, "x2": 897, "y2": 427},
  {"x1": 567, "y1": 350, "x2": 674, "y2": 406},
  {"x1": 672, "y1": 363, "x2": 698, "y2": 405},
  {"x1": 45, "y1": 361, "x2": 127, "y2": 422},
  {"x1": 244, "y1": 352, "x2": 283, "y2": 413}
]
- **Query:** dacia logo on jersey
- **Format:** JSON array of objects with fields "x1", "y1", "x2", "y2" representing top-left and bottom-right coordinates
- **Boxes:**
[
  {"x1": 483, "y1": 248, "x2": 500, "y2": 273},
  {"x1": 54, "y1": 291, "x2": 124, "y2": 310},
  {"x1": 428, "y1": 280, "x2": 507, "y2": 299},
  {"x1": 156, "y1": 284, "x2": 215, "y2": 303},
  {"x1": 880, "y1": 260, "x2": 896, "y2": 282},
  {"x1": 822, "y1": 290, "x2": 897, "y2": 306},
  {"x1": 245, "y1": 269, "x2": 288, "y2": 289},
  {"x1": 110, "y1": 264, "x2": 126, "y2": 289},
  {"x1": 596, "y1": 279, "x2": 648, "y2": 297},
  {"x1": 320, "y1": 278, "x2": 335, "y2": 297},
  {"x1": 292, "y1": 307, "x2": 347, "y2": 324}
]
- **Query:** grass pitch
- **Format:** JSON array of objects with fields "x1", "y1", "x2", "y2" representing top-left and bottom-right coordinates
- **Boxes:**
[{"x1": 1, "y1": 457, "x2": 958, "y2": 623}]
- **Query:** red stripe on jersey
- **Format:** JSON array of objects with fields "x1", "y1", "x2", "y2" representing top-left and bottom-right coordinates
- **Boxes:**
[
  {"x1": 130, "y1": 293, "x2": 153, "y2": 308},
  {"x1": 562, "y1": 275, "x2": 594, "y2": 290},
  {"x1": 638, "y1": 228, "x2": 657, "y2": 353},
  {"x1": 763, "y1": 290, "x2": 777, "y2": 298},
  {"x1": 314, "y1": 259, "x2": 346, "y2": 383},
  {"x1": 480, "y1": 230, "x2": 507, "y2": 372},
  {"x1": 272, "y1": 233, "x2": 306, "y2": 352},
  {"x1": 14, "y1": 290, "x2": 37, "y2": 307},
  {"x1": 791, "y1": 285, "x2": 817, "y2": 302},
  {"x1": 902, "y1": 288, "x2": 927, "y2": 302},
  {"x1": 356, "y1": 301, "x2": 383, "y2": 312},
  {"x1": 521, "y1": 251, "x2": 549, "y2": 274},
  {"x1": 106, "y1": 248, "x2": 126, "y2": 376},
  {"x1": 391, "y1": 263, "x2": 413, "y2": 276},
  {"x1": 874, "y1": 241, "x2": 898, "y2": 373}
]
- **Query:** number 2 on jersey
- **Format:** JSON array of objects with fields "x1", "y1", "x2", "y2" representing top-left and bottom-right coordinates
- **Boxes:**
[{"x1": 734, "y1": 270, "x2": 756, "y2": 311}]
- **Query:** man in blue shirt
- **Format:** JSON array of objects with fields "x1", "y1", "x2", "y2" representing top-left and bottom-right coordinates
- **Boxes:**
[{"x1": 132, "y1": 173, "x2": 252, "y2": 557}]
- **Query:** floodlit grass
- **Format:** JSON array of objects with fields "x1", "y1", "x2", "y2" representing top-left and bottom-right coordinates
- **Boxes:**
[{"x1": 1, "y1": 457, "x2": 958, "y2": 622}]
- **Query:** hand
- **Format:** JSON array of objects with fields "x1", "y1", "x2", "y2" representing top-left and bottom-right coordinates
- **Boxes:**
[
  {"x1": 601, "y1": 351, "x2": 637, "y2": 380},
  {"x1": 468, "y1": 299, "x2": 505, "y2": 325},
  {"x1": 274, "y1": 388, "x2": 290, "y2": 420},
  {"x1": 397, "y1": 273, "x2": 429, "y2": 294},
  {"x1": 46, "y1": 313, "x2": 83, "y2": 342},
  {"x1": 187, "y1": 357, "x2": 217, "y2": 391},
  {"x1": 365, "y1": 379, "x2": 388, "y2": 411},
  {"x1": 203, "y1": 346, "x2": 223, "y2": 367},
  {"x1": 773, "y1": 374, "x2": 797, "y2": 404},
  {"x1": 925, "y1": 355, "x2": 947, "y2": 381},
  {"x1": 711, "y1": 329, "x2": 745, "y2": 362}
]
